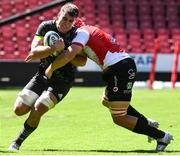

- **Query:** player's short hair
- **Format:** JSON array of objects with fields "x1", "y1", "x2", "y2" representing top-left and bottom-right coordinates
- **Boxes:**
[{"x1": 60, "y1": 3, "x2": 79, "y2": 17}]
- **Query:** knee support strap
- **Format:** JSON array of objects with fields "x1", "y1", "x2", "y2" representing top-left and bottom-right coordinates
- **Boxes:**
[
  {"x1": 17, "y1": 89, "x2": 39, "y2": 107},
  {"x1": 35, "y1": 91, "x2": 55, "y2": 109},
  {"x1": 102, "y1": 96, "x2": 109, "y2": 108},
  {"x1": 109, "y1": 101, "x2": 129, "y2": 117}
]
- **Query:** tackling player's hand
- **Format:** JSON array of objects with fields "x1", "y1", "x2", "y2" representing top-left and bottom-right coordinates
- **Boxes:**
[{"x1": 45, "y1": 65, "x2": 53, "y2": 79}]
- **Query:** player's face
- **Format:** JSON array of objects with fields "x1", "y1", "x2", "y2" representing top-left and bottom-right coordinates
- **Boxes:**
[{"x1": 56, "y1": 13, "x2": 76, "y2": 33}]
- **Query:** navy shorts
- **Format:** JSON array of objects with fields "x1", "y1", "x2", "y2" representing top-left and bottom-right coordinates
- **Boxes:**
[
  {"x1": 102, "y1": 58, "x2": 137, "y2": 102},
  {"x1": 24, "y1": 72, "x2": 72, "y2": 103}
]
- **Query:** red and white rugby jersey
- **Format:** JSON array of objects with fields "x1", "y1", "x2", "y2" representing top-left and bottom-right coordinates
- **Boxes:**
[{"x1": 72, "y1": 25, "x2": 130, "y2": 69}]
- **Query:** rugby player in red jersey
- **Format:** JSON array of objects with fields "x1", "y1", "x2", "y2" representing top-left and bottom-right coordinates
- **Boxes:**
[{"x1": 44, "y1": 18, "x2": 173, "y2": 152}]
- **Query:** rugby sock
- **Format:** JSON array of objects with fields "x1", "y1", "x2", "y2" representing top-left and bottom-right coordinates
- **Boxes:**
[
  {"x1": 133, "y1": 117, "x2": 165, "y2": 139},
  {"x1": 127, "y1": 105, "x2": 148, "y2": 123},
  {"x1": 128, "y1": 105, "x2": 165, "y2": 139},
  {"x1": 14, "y1": 120, "x2": 37, "y2": 146}
]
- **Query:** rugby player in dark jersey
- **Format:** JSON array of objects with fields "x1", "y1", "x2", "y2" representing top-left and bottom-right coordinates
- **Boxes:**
[{"x1": 8, "y1": 3, "x2": 86, "y2": 151}]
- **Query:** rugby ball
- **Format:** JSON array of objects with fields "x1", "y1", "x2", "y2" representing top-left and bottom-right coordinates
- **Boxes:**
[{"x1": 43, "y1": 31, "x2": 61, "y2": 46}]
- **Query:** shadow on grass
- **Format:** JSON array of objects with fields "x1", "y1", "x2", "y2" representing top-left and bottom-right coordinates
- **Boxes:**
[
  {"x1": 0, "y1": 150, "x2": 15, "y2": 153},
  {"x1": 38, "y1": 149, "x2": 180, "y2": 154},
  {"x1": 2, "y1": 149, "x2": 179, "y2": 154}
]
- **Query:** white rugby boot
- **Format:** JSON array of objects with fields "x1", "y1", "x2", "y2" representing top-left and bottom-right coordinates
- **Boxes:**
[
  {"x1": 156, "y1": 132, "x2": 173, "y2": 152},
  {"x1": 147, "y1": 118, "x2": 159, "y2": 143},
  {"x1": 8, "y1": 142, "x2": 20, "y2": 151}
]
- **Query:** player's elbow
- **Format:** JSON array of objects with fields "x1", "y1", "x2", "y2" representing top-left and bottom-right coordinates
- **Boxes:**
[
  {"x1": 70, "y1": 55, "x2": 87, "y2": 66},
  {"x1": 78, "y1": 57, "x2": 87, "y2": 66},
  {"x1": 78, "y1": 61, "x2": 86, "y2": 66},
  {"x1": 71, "y1": 60, "x2": 86, "y2": 66}
]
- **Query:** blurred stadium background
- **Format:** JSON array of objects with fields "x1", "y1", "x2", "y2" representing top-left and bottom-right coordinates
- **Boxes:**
[{"x1": 0, "y1": 0, "x2": 180, "y2": 87}]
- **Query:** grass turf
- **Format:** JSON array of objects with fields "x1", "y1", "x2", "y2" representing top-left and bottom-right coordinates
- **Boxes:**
[{"x1": 0, "y1": 87, "x2": 180, "y2": 155}]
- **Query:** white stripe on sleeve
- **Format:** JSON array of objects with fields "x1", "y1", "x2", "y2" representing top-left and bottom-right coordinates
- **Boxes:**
[{"x1": 72, "y1": 28, "x2": 90, "y2": 47}]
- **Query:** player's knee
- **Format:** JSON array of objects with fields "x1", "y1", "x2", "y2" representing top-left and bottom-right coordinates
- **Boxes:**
[
  {"x1": 31, "y1": 103, "x2": 49, "y2": 118},
  {"x1": 108, "y1": 101, "x2": 129, "y2": 117},
  {"x1": 34, "y1": 91, "x2": 57, "y2": 115},
  {"x1": 14, "y1": 104, "x2": 31, "y2": 116}
]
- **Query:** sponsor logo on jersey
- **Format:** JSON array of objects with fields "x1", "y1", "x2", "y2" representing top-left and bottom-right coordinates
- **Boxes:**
[{"x1": 128, "y1": 69, "x2": 136, "y2": 79}]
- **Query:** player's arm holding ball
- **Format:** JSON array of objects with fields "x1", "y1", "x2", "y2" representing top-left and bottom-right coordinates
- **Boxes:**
[{"x1": 25, "y1": 31, "x2": 64, "y2": 62}]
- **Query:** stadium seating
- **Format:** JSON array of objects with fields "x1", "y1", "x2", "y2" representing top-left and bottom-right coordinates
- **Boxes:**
[{"x1": 0, "y1": 0, "x2": 179, "y2": 60}]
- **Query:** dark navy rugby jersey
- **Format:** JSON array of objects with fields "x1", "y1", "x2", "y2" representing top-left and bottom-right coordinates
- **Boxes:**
[{"x1": 35, "y1": 20, "x2": 77, "y2": 83}]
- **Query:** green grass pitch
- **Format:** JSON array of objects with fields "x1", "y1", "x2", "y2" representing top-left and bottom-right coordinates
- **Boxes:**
[{"x1": 0, "y1": 87, "x2": 180, "y2": 155}]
